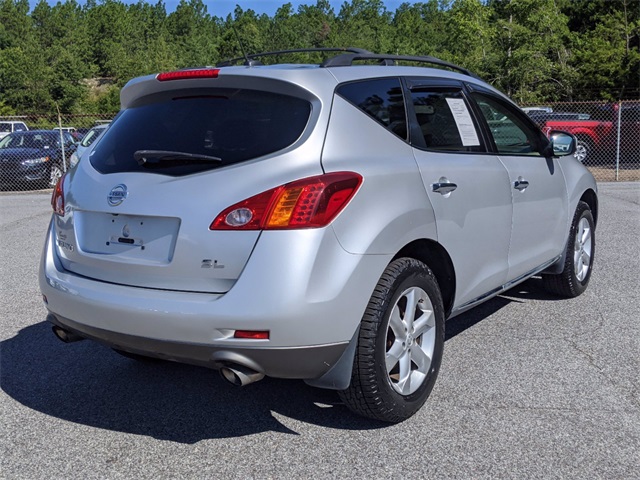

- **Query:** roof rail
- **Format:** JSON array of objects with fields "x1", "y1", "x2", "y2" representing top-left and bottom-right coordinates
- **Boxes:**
[
  {"x1": 321, "y1": 53, "x2": 476, "y2": 77},
  {"x1": 217, "y1": 47, "x2": 373, "y2": 67}
]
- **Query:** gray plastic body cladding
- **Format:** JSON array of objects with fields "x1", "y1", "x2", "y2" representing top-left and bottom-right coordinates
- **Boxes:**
[{"x1": 46, "y1": 313, "x2": 347, "y2": 379}]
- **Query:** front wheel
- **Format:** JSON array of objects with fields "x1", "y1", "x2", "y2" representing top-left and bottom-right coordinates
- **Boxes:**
[
  {"x1": 339, "y1": 258, "x2": 445, "y2": 423},
  {"x1": 542, "y1": 201, "x2": 595, "y2": 297}
]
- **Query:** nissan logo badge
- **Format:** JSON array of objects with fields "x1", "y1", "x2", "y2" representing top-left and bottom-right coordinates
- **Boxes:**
[{"x1": 107, "y1": 184, "x2": 128, "y2": 206}]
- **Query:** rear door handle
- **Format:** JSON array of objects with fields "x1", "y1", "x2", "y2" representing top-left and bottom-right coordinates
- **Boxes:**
[
  {"x1": 432, "y1": 178, "x2": 458, "y2": 195},
  {"x1": 514, "y1": 178, "x2": 529, "y2": 191}
]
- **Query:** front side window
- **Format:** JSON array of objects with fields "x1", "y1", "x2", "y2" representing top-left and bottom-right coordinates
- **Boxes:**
[
  {"x1": 472, "y1": 93, "x2": 544, "y2": 156},
  {"x1": 90, "y1": 89, "x2": 311, "y2": 176},
  {"x1": 410, "y1": 88, "x2": 484, "y2": 152},
  {"x1": 337, "y1": 78, "x2": 407, "y2": 140}
]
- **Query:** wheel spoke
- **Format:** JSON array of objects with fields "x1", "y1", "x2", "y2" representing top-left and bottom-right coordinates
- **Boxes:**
[
  {"x1": 385, "y1": 341, "x2": 403, "y2": 373},
  {"x1": 575, "y1": 249, "x2": 583, "y2": 275},
  {"x1": 388, "y1": 306, "x2": 405, "y2": 339},
  {"x1": 580, "y1": 223, "x2": 591, "y2": 246},
  {"x1": 411, "y1": 343, "x2": 431, "y2": 372},
  {"x1": 413, "y1": 309, "x2": 435, "y2": 337},
  {"x1": 396, "y1": 352, "x2": 412, "y2": 395},
  {"x1": 403, "y1": 288, "x2": 417, "y2": 330}
]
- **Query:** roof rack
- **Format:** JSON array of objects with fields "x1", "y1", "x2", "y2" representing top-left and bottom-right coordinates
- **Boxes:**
[
  {"x1": 321, "y1": 53, "x2": 476, "y2": 77},
  {"x1": 216, "y1": 48, "x2": 476, "y2": 78},
  {"x1": 216, "y1": 47, "x2": 373, "y2": 67}
]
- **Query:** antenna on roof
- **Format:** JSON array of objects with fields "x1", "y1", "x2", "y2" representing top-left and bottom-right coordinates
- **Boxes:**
[{"x1": 232, "y1": 29, "x2": 261, "y2": 66}]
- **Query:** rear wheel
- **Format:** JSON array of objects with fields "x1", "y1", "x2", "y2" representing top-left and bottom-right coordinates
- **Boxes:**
[
  {"x1": 339, "y1": 258, "x2": 445, "y2": 423},
  {"x1": 543, "y1": 201, "x2": 595, "y2": 297}
]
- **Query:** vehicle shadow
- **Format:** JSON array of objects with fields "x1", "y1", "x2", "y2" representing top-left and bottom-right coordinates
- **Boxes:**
[{"x1": 1, "y1": 278, "x2": 558, "y2": 442}]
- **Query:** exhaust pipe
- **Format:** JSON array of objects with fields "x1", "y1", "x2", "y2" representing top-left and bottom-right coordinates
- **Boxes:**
[
  {"x1": 52, "y1": 325, "x2": 85, "y2": 343},
  {"x1": 220, "y1": 364, "x2": 265, "y2": 386}
]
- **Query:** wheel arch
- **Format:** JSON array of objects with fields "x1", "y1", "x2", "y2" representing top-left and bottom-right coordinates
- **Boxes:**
[
  {"x1": 580, "y1": 188, "x2": 598, "y2": 228},
  {"x1": 393, "y1": 239, "x2": 456, "y2": 319}
]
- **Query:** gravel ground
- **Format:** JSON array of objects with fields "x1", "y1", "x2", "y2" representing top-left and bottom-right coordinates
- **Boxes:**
[{"x1": 1, "y1": 182, "x2": 638, "y2": 479}]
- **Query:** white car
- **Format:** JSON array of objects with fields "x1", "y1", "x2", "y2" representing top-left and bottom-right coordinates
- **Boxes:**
[
  {"x1": 0, "y1": 121, "x2": 29, "y2": 139},
  {"x1": 40, "y1": 49, "x2": 597, "y2": 422}
]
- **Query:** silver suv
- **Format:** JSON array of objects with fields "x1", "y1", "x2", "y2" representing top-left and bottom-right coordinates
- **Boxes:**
[{"x1": 40, "y1": 49, "x2": 597, "y2": 422}]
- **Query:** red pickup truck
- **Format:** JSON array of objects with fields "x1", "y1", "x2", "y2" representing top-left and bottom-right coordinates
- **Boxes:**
[{"x1": 527, "y1": 103, "x2": 640, "y2": 165}]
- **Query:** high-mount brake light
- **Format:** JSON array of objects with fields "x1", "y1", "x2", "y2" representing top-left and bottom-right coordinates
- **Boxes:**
[
  {"x1": 210, "y1": 172, "x2": 363, "y2": 231},
  {"x1": 51, "y1": 174, "x2": 66, "y2": 216},
  {"x1": 156, "y1": 69, "x2": 220, "y2": 81}
]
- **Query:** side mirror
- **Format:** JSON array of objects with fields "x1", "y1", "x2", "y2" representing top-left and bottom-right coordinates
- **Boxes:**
[{"x1": 545, "y1": 130, "x2": 576, "y2": 157}]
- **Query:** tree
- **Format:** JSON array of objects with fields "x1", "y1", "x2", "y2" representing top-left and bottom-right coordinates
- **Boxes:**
[{"x1": 490, "y1": 0, "x2": 579, "y2": 102}]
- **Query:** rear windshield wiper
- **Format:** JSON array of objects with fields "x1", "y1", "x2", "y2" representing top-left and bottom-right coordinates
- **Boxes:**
[{"x1": 134, "y1": 150, "x2": 222, "y2": 166}]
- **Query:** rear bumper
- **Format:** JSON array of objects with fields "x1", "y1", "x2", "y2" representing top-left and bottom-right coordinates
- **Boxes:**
[{"x1": 40, "y1": 218, "x2": 392, "y2": 380}]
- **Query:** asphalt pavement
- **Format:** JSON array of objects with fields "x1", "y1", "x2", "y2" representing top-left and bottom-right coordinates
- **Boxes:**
[{"x1": 1, "y1": 183, "x2": 638, "y2": 479}]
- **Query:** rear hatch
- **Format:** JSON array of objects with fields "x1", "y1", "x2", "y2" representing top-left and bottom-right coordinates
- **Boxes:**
[{"x1": 54, "y1": 71, "x2": 323, "y2": 293}]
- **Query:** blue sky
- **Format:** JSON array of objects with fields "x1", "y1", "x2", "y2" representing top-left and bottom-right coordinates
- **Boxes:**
[{"x1": 31, "y1": 1, "x2": 408, "y2": 17}]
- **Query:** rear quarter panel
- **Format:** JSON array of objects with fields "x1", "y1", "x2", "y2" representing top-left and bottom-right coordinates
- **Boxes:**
[{"x1": 321, "y1": 94, "x2": 437, "y2": 255}]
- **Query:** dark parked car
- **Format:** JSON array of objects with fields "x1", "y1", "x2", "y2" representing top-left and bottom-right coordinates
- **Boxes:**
[{"x1": 0, "y1": 130, "x2": 76, "y2": 189}]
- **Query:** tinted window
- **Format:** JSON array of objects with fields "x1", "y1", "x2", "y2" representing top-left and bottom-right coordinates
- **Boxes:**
[
  {"x1": 337, "y1": 78, "x2": 407, "y2": 140},
  {"x1": 410, "y1": 89, "x2": 483, "y2": 152},
  {"x1": 472, "y1": 93, "x2": 544, "y2": 156},
  {"x1": 90, "y1": 90, "x2": 311, "y2": 176},
  {"x1": 0, "y1": 132, "x2": 57, "y2": 149}
]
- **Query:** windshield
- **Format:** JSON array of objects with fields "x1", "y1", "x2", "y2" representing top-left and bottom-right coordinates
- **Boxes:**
[
  {"x1": 0, "y1": 132, "x2": 57, "y2": 149},
  {"x1": 90, "y1": 89, "x2": 311, "y2": 176},
  {"x1": 80, "y1": 126, "x2": 106, "y2": 147}
]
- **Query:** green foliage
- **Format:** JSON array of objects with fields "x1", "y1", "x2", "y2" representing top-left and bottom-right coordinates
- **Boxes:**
[{"x1": 0, "y1": 0, "x2": 637, "y2": 114}]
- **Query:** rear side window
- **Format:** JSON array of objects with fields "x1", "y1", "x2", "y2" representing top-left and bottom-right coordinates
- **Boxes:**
[
  {"x1": 410, "y1": 88, "x2": 483, "y2": 152},
  {"x1": 337, "y1": 78, "x2": 407, "y2": 140},
  {"x1": 90, "y1": 90, "x2": 311, "y2": 176}
]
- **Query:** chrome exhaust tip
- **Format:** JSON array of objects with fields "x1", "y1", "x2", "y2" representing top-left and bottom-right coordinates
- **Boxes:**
[
  {"x1": 220, "y1": 364, "x2": 265, "y2": 386},
  {"x1": 52, "y1": 325, "x2": 85, "y2": 343}
]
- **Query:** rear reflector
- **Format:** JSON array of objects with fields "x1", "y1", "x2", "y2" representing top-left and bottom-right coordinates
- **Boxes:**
[
  {"x1": 234, "y1": 330, "x2": 270, "y2": 340},
  {"x1": 156, "y1": 69, "x2": 220, "y2": 81}
]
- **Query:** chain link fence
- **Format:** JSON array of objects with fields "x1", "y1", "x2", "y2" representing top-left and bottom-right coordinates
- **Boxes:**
[
  {"x1": 1, "y1": 103, "x2": 638, "y2": 191},
  {"x1": 522, "y1": 100, "x2": 640, "y2": 182},
  {"x1": 0, "y1": 114, "x2": 113, "y2": 191}
]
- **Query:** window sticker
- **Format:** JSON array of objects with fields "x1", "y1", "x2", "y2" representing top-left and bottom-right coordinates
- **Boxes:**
[{"x1": 445, "y1": 98, "x2": 480, "y2": 146}]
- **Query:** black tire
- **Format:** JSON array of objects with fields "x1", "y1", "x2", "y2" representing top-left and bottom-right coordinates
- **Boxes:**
[
  {"x1": 574, "y1": 136, "x2": 594, "y2": 165},
  {"x1": 339, "y1": 258, "x2": 445, "y2": 423},
  {"x1": 542, "y1": 201, "x2": 595, "y2": 297}
]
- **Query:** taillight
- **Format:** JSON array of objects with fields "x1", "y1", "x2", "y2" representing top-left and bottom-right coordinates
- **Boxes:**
[
  {"x1": 210, "y1": 172, "x2": 363, "y2": 230},
  {"x1": 156, "y1": 69, "x2": 219, "y2": 81},
  {"x1": 51, "y1": 174, "x2": 66, "y2": 216}
]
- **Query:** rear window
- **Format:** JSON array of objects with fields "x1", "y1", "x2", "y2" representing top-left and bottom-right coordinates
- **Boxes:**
[{"x1": 90, "y1": 89, "x2": 311, "y2": 176}]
